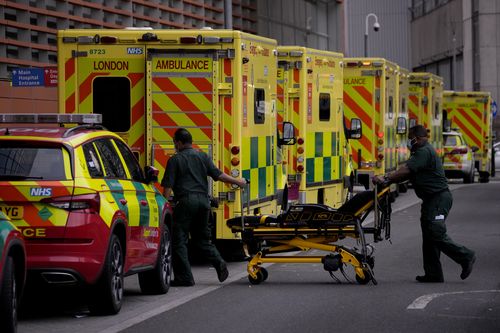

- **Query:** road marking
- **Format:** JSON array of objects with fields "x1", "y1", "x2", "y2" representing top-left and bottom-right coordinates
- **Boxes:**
[
  {"x1": 407, "y1": 290, "x2": 500, "y2": 310},
  {"x1": 99, "y1": 264, "x2": 273, "y2": 333}
]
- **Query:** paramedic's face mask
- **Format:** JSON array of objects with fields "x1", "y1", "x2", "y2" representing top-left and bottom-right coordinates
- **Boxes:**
[{"x1": 407, "y1": 137, "x2": 417, "y2": 150}]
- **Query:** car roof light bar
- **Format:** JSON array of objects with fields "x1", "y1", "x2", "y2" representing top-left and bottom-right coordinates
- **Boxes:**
[{"x1": 0, "y1": 113, "x2": 102, "y2": 124}]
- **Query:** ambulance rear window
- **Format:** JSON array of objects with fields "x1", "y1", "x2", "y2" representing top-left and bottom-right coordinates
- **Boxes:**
[
  {"x1": 93, "y1": 77, "x2": 131, "y2": 132},
  {"x1": 0, "y1": 145, "x2": 67, "y2": 181},
  {"x1": 254, "y1": 88, "x2": 266, "y2": 124},
  {"x1": 319, "y1": 93, "x2": 330, "y2": 121}
]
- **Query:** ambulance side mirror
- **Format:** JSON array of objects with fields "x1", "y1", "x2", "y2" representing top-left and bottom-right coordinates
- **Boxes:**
[
  {"x1": 279, "y1": 121, "x2": 296, "y2": 146},
  {"x1": 348, "y1": 118, "x2": 362, "y2": 139},
  {"x1": 397, "y1": 116, "x2": 407, "y2": 134},
  {"x1": 144, "y1": 166, "x2": 159, "y2": 184}
]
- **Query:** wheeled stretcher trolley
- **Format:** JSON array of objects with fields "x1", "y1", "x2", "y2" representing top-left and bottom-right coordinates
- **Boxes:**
[{"x1": 227, "y1": 185, "x2": 392, "y2": 285}]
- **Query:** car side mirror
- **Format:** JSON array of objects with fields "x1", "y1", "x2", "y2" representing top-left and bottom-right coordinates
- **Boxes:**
[
  {"x1": 471, "y1": 146, "x2": 479, "y2": 153},
  {"x1": 396, "y1": 116, "x2": 407, "y2": 134},
  {"x1": 279, "y1": 121, "x2": 296, "y2": 146},
  {"x1": 348, "y1": 118, "x2": 362, "y2": 139},
  {"x1": 144, "y1": 165, "x2": 159, "y2": 184}
]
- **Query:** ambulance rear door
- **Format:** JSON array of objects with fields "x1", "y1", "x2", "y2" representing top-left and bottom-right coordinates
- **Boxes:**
[{"x1": 146, "y1": 50, "x2": 216, "y2": 194}]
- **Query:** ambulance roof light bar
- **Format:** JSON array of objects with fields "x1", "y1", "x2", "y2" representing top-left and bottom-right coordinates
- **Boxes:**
[{"x1": 0, "y1": 113, "x2": 102, "y2": 125}]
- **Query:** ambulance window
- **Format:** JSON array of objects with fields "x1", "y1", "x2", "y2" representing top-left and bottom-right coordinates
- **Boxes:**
[
  {"x1": 388, "y1": 96, "x2": 394, "y2": 119},
  {"x1": 114, "y1": 139, "x2": 144, "y2": 182},
  {"x1": 83, "y1": 143, "x2": 104, "y2": 178},
  {"x1": 254, "y1": 88, "x2": 265, "y2": 124},
  {"x1": 434, "y1": 102, "x2": 439, "y2": 119},
  {"x1": 94, "y1": 139, "x2": 127, "y2": 179},
  {"x1": 319, "y1": 93, "x2": 330, "y2": 121},
  {"x1": 93, "y1": 77, "x2": 131, "y2": 132},
  {"x1": 409, "y1": 118, "x2": 417, "y2": 128}
]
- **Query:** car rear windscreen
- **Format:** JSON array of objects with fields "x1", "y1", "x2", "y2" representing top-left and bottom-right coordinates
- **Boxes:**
[{"x1": 0, "y1": 147, "x2": 67, "y2": 180}]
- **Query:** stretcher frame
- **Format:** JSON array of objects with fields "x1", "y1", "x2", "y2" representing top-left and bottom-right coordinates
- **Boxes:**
[{"x1": 228, "y1": 185, "x2": 392, "y2": 285}]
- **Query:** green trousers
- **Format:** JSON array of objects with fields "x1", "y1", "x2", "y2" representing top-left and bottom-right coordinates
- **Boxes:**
[
  {"x1": 420, "y1": 189, "x2": 475, "y2": 279},
  {"x1": 172, "y1": 193, "x2": 225, "y2": 283}
]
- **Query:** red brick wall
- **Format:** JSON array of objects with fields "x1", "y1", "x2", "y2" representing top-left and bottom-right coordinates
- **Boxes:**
[{"x1": 0, "y1": 81, "x2": 57, "y2": 114}]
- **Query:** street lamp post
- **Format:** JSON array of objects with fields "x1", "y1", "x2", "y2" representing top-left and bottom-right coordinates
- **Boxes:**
[{"x1": 364, "y1": 13, "x2": 380, "y2": 57}]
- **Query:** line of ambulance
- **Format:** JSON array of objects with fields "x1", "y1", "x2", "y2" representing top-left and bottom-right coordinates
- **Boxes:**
[{"x1": 55, "y1": 28, "x2": 494, "y2": 250}]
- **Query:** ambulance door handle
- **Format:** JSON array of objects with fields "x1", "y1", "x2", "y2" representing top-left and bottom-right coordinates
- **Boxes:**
[
  {"x1": 140, "y1": 200, "x2": 148, "y2": 207},
  {"x1": 119, "y1": 199, "x2": 127, "y2": 205}
]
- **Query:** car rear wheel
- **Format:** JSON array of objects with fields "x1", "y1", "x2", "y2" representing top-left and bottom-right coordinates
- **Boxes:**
[
  {"x1": 139, "y1": 225, "x2": 172, "y2": 295},
  {"x1": 464, "y1": 163, "x2": 475, "y2": 184},
  {"x1": 0, "y1": 256, "x2": 17, "y2": 333},
  {"x1": 89, "y1": 234, "x2": 123, "y2": 315}
]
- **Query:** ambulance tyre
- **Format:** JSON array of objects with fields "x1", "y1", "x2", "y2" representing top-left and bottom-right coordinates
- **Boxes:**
[
  {"x1": 139, "y1": 225, "x2": 172, "y2": 295},
  {"x1": 355, "y1": 270, "x2": 372, "y2": 285},
  {"x1": 89, "y1": 234, "x2": 123, "y2": 315},
  {"x1": 0, "y1": 256, "x2": 17, "y2": 333},
  {"x1": 478, "y1": 172, "x2": 490, "y2": 183}
]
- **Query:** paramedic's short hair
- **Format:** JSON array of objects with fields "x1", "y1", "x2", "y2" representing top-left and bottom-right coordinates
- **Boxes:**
[
  {"x1": 409, "y1": 125, "x2": 428, "y2": 138},
  {"x1": 174, "y1": 128, "x2": 193, "y2": 144}
]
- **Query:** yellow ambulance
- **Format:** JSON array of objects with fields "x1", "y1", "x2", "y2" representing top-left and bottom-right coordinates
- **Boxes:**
[
  {"x1": 343, "y1": 58, "x2": 400, "y2": 189},
  {"x1": 277, "y1": 46, "x2": 353, "y2": 207},
  {"x1": 408, "y1": 73, "x2": 444, "y2": 157},
  {"x1": 57, "y1": 28, "x2": 291, "y2": 252},
  {"x1": 443, "y1": 91, "x2": 493, "y2": 182}
]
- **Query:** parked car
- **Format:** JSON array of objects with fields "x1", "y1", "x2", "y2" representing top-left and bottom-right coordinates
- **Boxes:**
[
  {"x1": 0, "y1": 114, "x2": 173, "y2": 315},
  {"x1": 443, "y1": 130, "x2": 477, "y2": 183},
  {"x1": 0, "y1": 211, "x2": 26, "y2": 333}
]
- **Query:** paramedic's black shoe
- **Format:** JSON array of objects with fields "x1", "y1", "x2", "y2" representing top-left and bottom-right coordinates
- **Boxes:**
[
  {"x1": 416, "y1": 275, "x2": 444, "y2": 283},
  {"x1": 216, "y1": 262, "x2": 229, "y2": 283},
  {"x1": 460, "y1": 255, "x2": 476, "y2": 280},
  {"x1": 170, "y1": 280, "x2": 195, "y2": 287}
]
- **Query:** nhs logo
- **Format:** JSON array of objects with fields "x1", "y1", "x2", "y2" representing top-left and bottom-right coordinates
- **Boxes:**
[
  {"x1": 30, "y1": 188, "x2": 52, "y2": 197},
  {"x1": 127, "y1": 47, "x2": 144, "y2": 55}
]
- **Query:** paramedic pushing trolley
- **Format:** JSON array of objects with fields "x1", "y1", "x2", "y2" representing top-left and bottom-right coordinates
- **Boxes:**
[
  {"x1": 372, "y1": 125, "x2": 476, "y2": 283},
  {"x1": 162, "y1": 128, "x2": 247, "y2": 287}
]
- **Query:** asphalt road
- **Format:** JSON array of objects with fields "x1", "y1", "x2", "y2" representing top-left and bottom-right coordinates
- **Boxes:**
[{"x1": 18, "y1": 179, "x2": 500, "y2": 333}]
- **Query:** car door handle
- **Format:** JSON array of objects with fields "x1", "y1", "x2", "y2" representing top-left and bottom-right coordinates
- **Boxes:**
[
  {"x1": 119, "y1": 199, "x2": 127, "y2": 205},
  {"x1": 140, "y1": 200, "x2": 148, "y2": 206}
]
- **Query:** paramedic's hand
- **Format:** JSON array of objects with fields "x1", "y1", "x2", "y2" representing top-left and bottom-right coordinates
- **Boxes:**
[
  {"x1": 372, "y1": 175, "x2": 385, "y2": 185},
  {"x1": 234, "y1": 178, "x2": 248, "y2": 188}
]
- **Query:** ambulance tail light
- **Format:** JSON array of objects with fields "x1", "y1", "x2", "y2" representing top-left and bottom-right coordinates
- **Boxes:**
[
  {"x1": 231, "y1": 146, "x2": 240, "y2": 155},
  {"x1": 42, "y1": 194, "x2": 100, "y2": 213},
  {"x1": 297, "y1": 137, "x2": 304, "y2": 145},
  {"x1": 231, "y1": 157, "x2": 240, "y2": 166},
  {"x1": 377, "y1": 154, "x2": 384, "y2": 160},
  {"x1": 297, "y1": 165, "x2": 304, "y2": 173}
]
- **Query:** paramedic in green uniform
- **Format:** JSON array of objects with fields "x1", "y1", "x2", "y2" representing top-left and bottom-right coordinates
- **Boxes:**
[
  {"x1": 162, "y1": 128, "x2": 247, "y2": 287},
  {"x1": 373, "y1": 125, "x2": 476, "y2": 282}
]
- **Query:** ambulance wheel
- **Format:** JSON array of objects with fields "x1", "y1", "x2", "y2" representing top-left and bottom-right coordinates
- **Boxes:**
[
  {"x1": 139, "y1": 225, "x2": 172, "y2": 295},
  {"x1": 0, "y1": 256, "x2": 17, "y2": 333},
  {"x1": 248, "y1": 270, "x2": 266, "y2": 285},
  {"x1": 355, "y1": 270, "x2": 372, "y2": 285},
  {"x1": 89, "y1": 234, "x2": 123, "y2": 315}
]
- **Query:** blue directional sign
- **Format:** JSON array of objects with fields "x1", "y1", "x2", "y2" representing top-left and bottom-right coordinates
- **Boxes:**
[
  {"x1": 492, "y1": 100, "x2": 497, "y2": 118},
  {"x1": 11, "y1": 67, "x2": 45, "y2": 87}
]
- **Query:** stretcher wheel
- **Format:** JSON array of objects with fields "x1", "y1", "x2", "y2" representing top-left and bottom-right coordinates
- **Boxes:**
[
  {"x1": 248, "y1": 268, "x2": 267, "y2": 285},
  {"x1": 260, "y1": 267, "x2": 269, "y2": 281},
  {"x1": 355, "y1": 271, "x2": 372, "y2": 285}
]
